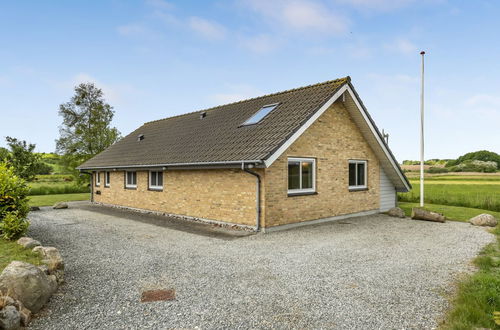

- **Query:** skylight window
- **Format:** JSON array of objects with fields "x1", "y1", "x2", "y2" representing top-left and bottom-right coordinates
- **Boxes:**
[{"x1": 242, "y1": 103, "x2": 279, "y2": 126}]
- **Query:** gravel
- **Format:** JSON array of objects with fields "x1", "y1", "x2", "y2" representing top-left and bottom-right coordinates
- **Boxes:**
[{"x1": 27, "y1": 202, "x2": 494, "y2": 329}]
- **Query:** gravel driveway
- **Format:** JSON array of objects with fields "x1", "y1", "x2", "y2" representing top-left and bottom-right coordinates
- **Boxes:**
[{"x1": 27, "y1": 202, "x2": 494, "y2": 329}]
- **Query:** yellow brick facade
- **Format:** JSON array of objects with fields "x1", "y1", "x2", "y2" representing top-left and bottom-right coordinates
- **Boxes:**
[
  {"x1": 92, "y1": 100, "x2": 380, "y2": 229},
  {"x1": 93, "y1": 169, "x2": 260, "y2": 226},
  {"x1": 263, "y1": 100, "x2": 380, "y2": 227}
]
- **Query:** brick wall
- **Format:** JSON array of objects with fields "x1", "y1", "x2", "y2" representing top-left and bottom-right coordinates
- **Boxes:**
[
  {"x1": 92, "y1": 169, "x2": 260, "y2": 226},
  {"x1": 263, "y1": 100, "x2": 380, "y2": 227}
]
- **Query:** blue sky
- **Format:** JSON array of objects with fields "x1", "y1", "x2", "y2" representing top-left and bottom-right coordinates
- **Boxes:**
[{"x1": 1, "y1": 0, "x2": 499, "y2": 161}]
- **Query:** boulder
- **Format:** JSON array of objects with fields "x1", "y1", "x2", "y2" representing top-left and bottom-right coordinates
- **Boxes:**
[
  {"x1": 16, "y1": 237, "x2": 41, "y2": 249},
  {"x1": 387, "y1": 207, "x2": 405, "y2": 218},
  {"x1": 469, "y1": 214, "x2": 498, "y2": 227},
  {"x1": 18, "y1": 305, "x2": 31, "y2": 326},
  {"x1": 411, "y1": 208, "x2": 445, "y2": 223},
  {"x1": 52, "y1": 202, "x2": 68, "y2": 209},
  {"x1": 29, "y1": 206, "x2": 40, "y2": 211},
  {"x1": 0, "y1": 305, "x2": 20, "y2": 330},
  {"x1": 0, "y1": 261, "x2": 57, "y2": 313},
  {"x1": 33, "y1": 247, "x2": 64, "y2": 283}
]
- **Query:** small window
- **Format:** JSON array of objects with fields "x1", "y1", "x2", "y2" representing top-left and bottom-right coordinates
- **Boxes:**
[
  {"x1": 149, "y1": 171, "x2": 163, "y2": 190},
  {"x1": 349, "y1": 160, "x2": 367, "y2": 190},
  {"x1": 104, "y1": 172, "x2": 110, "y2": 187},
  {"x1": 288, "y1": 158, "x2": 316, "y2": 194},
  {"x1": 95, "y1": 172, "x2": 100, "y2": 186},
  {"x1": 125, "y1": 171, "x2": 137, "y2": 188},
  {"x1": 241, "y1": 103, "x2": 278, "y2": 126}
]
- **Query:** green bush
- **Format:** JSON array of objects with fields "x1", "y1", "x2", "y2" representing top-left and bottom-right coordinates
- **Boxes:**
[
  {"x1": 0, "y1": 211, "x2": 29, "y2": 240},
  {"x1": 426, "y1": 167, "x2": 449, "y2": 174},
  {"x1": 0, "y1": 162, "x2": 30, "y2": 240}
]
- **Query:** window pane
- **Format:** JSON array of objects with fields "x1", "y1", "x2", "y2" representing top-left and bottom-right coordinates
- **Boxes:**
[
  {"x1": 127, "y1": 172, "x2": 131, "y2": 184},
  {"x1": 288, "y1": 161, "x2": 300, "y2": 190},
  {"x1": 132, "y1": 172, "x2": 137, "y2": 185},
  {"x1": 301, "y1": 161, "x2": 313, "y2": 189},
  {"x1": 151, "y1": 172, "x2": 156, "y2": 186},
  {"x1": 242, "y1": 104, "x2": 278, "y2": 125},
  {"x1": 157, "y1": 172, "x2": 163, "y2": 186},
  {"x1": 357, "y1": 163, "x2": 365, "y2": 186},
  {"x1": 349, "y1": 163, "x2": 356, "y2": 186}
]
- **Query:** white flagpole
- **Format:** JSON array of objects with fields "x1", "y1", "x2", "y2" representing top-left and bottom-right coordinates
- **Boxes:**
[{"x1": 420, "y1": 51, "x2": 425, "y2": 207}]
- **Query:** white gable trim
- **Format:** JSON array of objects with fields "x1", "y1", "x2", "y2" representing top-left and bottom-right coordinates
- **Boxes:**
[
  {"x1": 264, "y1": 85, "x2": 348, "y2": 167},
  {"x1": 263, "y1": 83, "x2": 410, "y2": 192}
]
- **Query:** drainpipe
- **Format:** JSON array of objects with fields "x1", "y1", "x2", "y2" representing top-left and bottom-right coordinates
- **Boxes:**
[
  {"x1": 242, "y1": 163, "x2": 261, "y2": 232},
  {"x1": 80, "y1": 170, "x2": 94, "y2": 203}
]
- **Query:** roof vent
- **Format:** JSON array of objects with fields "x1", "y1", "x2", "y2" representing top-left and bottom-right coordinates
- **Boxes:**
[
  {"x1": 137, "y1": 134, "x2": 145, "y2": 141},
  {"x1": 200, "y1": 112, "x2": 207, "y2": 119}
]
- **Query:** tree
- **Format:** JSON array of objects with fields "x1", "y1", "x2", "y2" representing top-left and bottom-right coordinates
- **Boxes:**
[
  {"x1": 446, "y1": 150, "x2": 500, "y2": 168},
  {"x1": 56, "y1": 83, "x2": 121, "y2": 181},
  {"x1": 0, "y1": 147, "x2": 8, "y2": 161},
  {"x1": 3, "y1": 137, "x2": 42, "y2": 181}
]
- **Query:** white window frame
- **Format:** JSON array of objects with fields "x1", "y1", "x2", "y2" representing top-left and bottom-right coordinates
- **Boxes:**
[
  {"x1": 287, "y1": 157, "x2": 316, "y2": 195},
  {"x1": 104, "y1": 171, "x2": 110, "y2": 187},
  {"x1": 95, "y1": 172, "x2": 100, "y2": 186},
  {"x1": 348, "y1": 160, "x2": 368, "y2": 190},
  {"x1": 125, "y1": 171, "x2": 137, "y2": 189},
  {"x1": 149, "y1": 171, "x2": 163, "y2": 191}
]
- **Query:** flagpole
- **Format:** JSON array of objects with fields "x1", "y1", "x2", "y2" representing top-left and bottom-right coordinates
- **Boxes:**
[{"x1": 420, "y1": 51, "x2": 425, "y2": 207}]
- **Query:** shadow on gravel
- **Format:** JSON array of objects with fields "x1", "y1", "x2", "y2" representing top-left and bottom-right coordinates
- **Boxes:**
[{"x1": 73, "y1": 202, "x2": 255, "y2": 241}]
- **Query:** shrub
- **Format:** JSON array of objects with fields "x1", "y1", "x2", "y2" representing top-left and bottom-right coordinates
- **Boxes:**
[
  {"x1": 0, "y1": 162, "x2": 30, "y2": 240},
  {"x1": 450, "y1": 160, "x2": 498, "y2": 173},
  {"x1": 426, "y1": 167, "x2": 449, "y2": 174},
  {"x1": 0, "y1": 211, "x2": 29, "y2": 240}
]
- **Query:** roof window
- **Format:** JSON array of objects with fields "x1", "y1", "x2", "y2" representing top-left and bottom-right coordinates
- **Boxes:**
[
  {"x1": 241, "y1": 103, "x2": 279, "y2": 126},
  {"x1": 137, "y1": 134, "x2": 145, "y2": 141}
]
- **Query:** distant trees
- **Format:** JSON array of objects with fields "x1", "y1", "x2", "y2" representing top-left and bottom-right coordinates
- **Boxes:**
[
  {"x1": 403, "y1": 150, "x2": 500, "y2": 173},
  {"x1": 56, "y1": 83, "x2": 121, "y2": 181},
  {"x1": 446, "y1": 150, "x2": 500, "y2": 168}
]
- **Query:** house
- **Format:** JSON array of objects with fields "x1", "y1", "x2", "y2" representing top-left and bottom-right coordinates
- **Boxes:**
[{"x1": 77, "y1": 77, "x2": 411, "y2": 232}]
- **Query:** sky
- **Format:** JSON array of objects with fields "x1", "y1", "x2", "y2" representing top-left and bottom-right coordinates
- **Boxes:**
[{"x1": 1, "y1": 0, "x2": 499, "y2": 162}]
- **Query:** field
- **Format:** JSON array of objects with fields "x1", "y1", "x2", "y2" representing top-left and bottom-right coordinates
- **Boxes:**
[
  {"x1": 399, "y1": 173, "x2": 500, "y2": 212},
  {"x1": 29, "y1": 193, "x2": 90, "y2": 207},
  {"x1": 29, "y1": 174, "x2": 90, "y2": 195}
]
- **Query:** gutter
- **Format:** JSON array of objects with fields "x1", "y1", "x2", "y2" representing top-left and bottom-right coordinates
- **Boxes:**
[
  {"x1": 77, "y1": 160, "x2": 264, "y2": 171},
  {"x1": 79, "y1": 170, "x2": 94, "y2": 203},
  {"x1": 241, "y1": 162, "x2": 261, "y2": 232}
]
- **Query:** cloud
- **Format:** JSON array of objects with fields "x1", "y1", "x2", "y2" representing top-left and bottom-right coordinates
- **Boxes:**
[
  {"x1": 188, "y1": 17, "x2": 227, "y2": 40},
  {"x1": 336, "y1": 0, "x2": 416, "y2": 11},
  {"x1": 244, "y1": 0, "x2": 349, "y2": 35},
  {"x1": 385, "y1": 38, "x2": 418, "y2": 55},
  {"x1": 240, "y1": 34, "x2": 280, "y2": 54},
  {"x1": 465, "y1": 93, "x2": 500, "y2": 119},
  {"x1": 116, "y1": 24, "x2": 157, "y2": 38},
  {"x1": 211, "y1": 84, "x2": 262, "y2": 104}
]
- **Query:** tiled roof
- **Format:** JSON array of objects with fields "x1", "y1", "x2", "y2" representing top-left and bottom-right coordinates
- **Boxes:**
[{"x1": 78, "y1": 77, "x2": 349, "y2": 169}]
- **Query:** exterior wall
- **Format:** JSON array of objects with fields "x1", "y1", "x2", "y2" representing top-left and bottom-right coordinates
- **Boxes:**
[
  {"x1": 92, "y1": 169, "x2": 260, "y2": 227},
  {"x1": 264, "y1": 100, "x2": 381, "y2": 227},
  {"x1": 379, "y1": 167, "x2": 396, "y2": 211}
]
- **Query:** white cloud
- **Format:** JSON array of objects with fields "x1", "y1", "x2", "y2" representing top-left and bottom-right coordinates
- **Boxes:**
[
  {"x1": 188, "y1": 17, "x2": 227, "y2": 40},
  {"x1": 211, "y1": 84, "x2": 262, "y2": 104},
  {"x1": 336, "y1": 0, "x2": 417, "y2": 11},
  {"x1": 244, "y1": 0, "x2": 349, "y2": 35},
  {"x1": 385, "y1": 38, "x2": 418, "y2": 55},
  {"x1": 240, "y1": 34, "x2": 281, "y2": 54},
  {"x1": 0, "y1": 75, "x2": 9, "y2": 86},
  {"x1": 465, "y1": 93, "x2": 500, "y2": 119}
]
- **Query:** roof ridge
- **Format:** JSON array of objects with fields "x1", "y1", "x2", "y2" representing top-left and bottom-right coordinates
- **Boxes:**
[{"x1": 144, "y1": 76, "x2": 350, "y2": 125}]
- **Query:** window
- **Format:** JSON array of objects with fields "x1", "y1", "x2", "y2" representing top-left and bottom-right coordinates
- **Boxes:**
[
  {"x1": 288, "y1": 158, "x2": 316, "y2": 194},
  {"x1": 125, "y1": 171, "x2": 137, "y2": 188},
  {"x1": 349, "y1": 160, "x2": 367, "y2": 189},
  {"x1": 241, "y1": 103, "x2": 279, "y2": 126},
  {"x1": 95, "y1": 172, "x2": 100, "y2": 186},
  {"x1": 149, "y1": 171, "x2": 163, "y2": 190},
  {"x1": 104, "y1": 172, "x2": 110, "y2": 187}
]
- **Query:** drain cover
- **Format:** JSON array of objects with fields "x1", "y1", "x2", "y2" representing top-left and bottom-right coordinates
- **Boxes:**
[{"x1": 141, "y1": 289, "x2": 176, "y2": 302}]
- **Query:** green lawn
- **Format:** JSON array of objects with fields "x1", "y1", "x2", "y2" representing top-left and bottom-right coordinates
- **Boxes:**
[
  {"x1": 29, "y1": 193, "x2": 90, "y2": 207},
  {"x1": 0, "y1": 238, "x2": 42, "y2": 272},
  {"x1": 398, "y1": 202, "x2": 500, "y2": 222}
]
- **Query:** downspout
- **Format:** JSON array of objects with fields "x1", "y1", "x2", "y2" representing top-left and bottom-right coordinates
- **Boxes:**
[
  {"x1": 241, "y1": 163, "x2": 261, "y2": 232},
  {"x1": 80, "y1": 170, "x2": 94, "y2": 203}
]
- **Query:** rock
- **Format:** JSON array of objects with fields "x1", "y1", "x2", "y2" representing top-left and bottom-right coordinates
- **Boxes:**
[
  {"x1": 33, "y1": 246, "x2": 64, "y2": 271},
  {"x1": 469, "y1": 213, "x2": 498, "y2": 227},
  {"x1": 0, "y1": 261, "x2": 57, "y2": 313},
  {"x1": 18, "y1": 305, "x2": 31, "y2": 326},
  {"x1": 16, "y1": 237, "x2": 41, "y2": 249},
  {"x1": 30, "y1": 206, "x2": 40, "y2": 211},
  {"x1": 37, "y1": 265, "x2": 49, "y2": 275},
  {"x1": 52, "y1": 202, "x2": 68, "y2": 209},
  {"x1": 411, "y1": 208, "x2": 445, "y2": 223},
  {"x1": 387, "y1": 207, "x2": 405, "y2": 218},
  {"x1": 0, "y1": 305, "x2": 21, "y2": 330},
  {"x1": 1, "y1": 295, "x2": 16, "y2": 307}
]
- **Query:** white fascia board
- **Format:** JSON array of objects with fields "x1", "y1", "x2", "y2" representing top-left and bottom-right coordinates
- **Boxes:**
[
  {"x1": 345, "y1": 85, "x2": 411, "y2": 192},
  {"x1": 264, "y1": 85, "x2": 348, "y2": 167}
]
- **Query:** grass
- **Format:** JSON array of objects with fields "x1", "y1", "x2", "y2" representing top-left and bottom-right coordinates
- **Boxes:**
[
  {"x1": 399, "y1": 179, "x2": 500, "y2": 212},
  {"x1": 28, "y1": 175, "x2": 90, "y2": 195},
  {"x1": 29, "y1": 193, "x2": 90, "y2": 207},
  {"x1": 0, "y1": 238, "x2": 42, "y2": 272},
  {"x1": 439, "y1": 225, "x2": 500, "y2": 329},
  {"x1": 398, "y1": 202, "x2": 500, "y2": 222}
]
